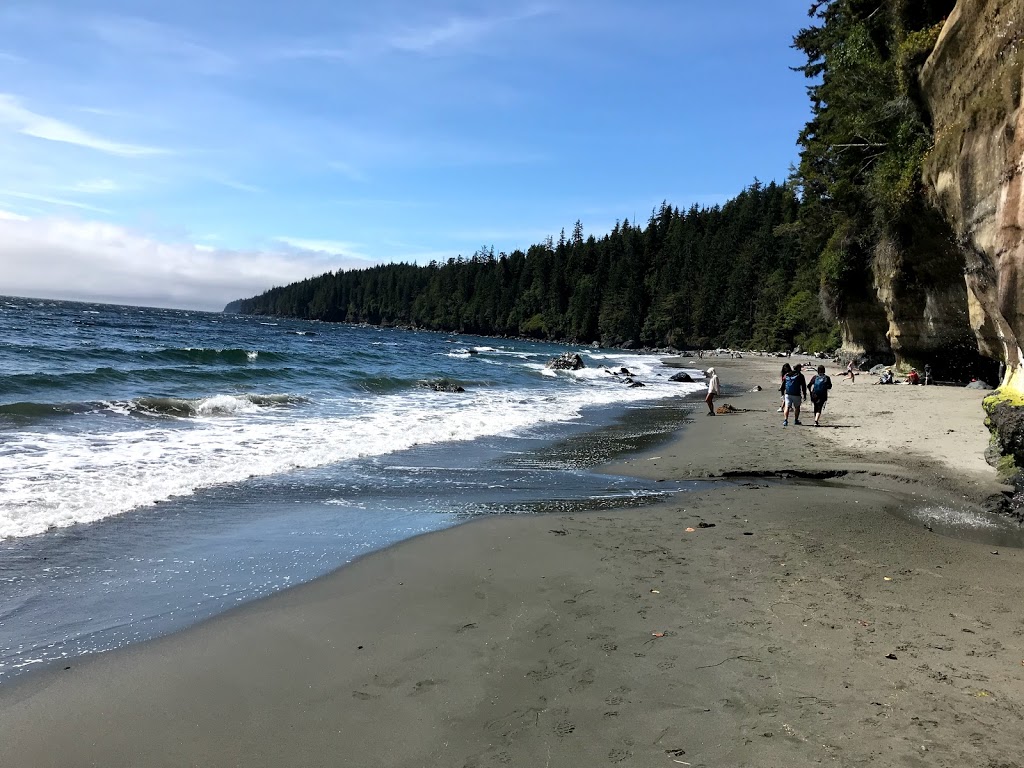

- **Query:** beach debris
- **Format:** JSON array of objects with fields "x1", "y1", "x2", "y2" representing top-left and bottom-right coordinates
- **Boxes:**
[
  {"x1": 652, "y1": 631, "x2": 667, "y2": 638},
  {"x1": 665, "y1": 748, "x2": 686, "y2": 757},
  {"x1": 650, "y1": 589, "x2": 660, "y2": 594},
  {"x1": 975, "y1": 690, "x2": 993, "y2": 697},
  {"x1": 715, "y1": 403, "x2": 738, "y2": 414},
  {"x1": 885, "y1": 653, "x2": 898, "y2": 660},
  {"x1": 858, "y1": 620, "x2": 872, "y2": 627},
  {"x1": 990, "y1": 550, "x2": 999, "y2": 555},
  {"x1": 883, "y1": 577, "x2": 893, "y2": 581},
  {"x1": 743, "y1": 531, "x2": 753, "y2": 535},
  {"x1": 697, "y1": 522, "x2": 716, "y2": 528},
  {"x1": 751, "y1": 385, "x2": 762, "y2": 391},
  {"x1": 685, "y1": 527, "x2": 696, "y2": 532},
  {"x1": 549, "y1": 529, "x2": 568, "y2": 536}
]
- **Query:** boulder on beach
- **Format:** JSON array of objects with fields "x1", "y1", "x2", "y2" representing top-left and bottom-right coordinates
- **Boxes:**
[
  {"x1": 669, "y1": 372, "x2": 694, "y2": 383},
  {"x1": 869, "y1": 364, "x2": 887, "y2": 375},
  {"x1": 966, "y1": 380, "x2": 994, "y2": 390},
  {"x1": 546, "y1": 353, "x2": 585, "y2": 370}
]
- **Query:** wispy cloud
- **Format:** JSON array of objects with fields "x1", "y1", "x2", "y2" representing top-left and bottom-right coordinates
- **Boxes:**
[
  {"x1": 275, "y1": 236, "x2": 373, "y2": 260},
  {"x1": 88, "y1": 15, "x2": 235, "y2": 75},
  {"x1": 328, "y1": 161, "x2": 367, "y2": 183},
  {"x1": 0, "y1": 189, "x2": 113, "y2": 214},
  {"x1": 64, "y1": 178, "x2": 122, "y2": 194},
  {"x1": 0, "y1": 94, "x2": 168, "y2": 157},
  {"x1": 278, "y1": 5, "x2": 551, "y2": 61},
  {"x1": 211, "y1": 178, "x2": 263, "y2": 194}
]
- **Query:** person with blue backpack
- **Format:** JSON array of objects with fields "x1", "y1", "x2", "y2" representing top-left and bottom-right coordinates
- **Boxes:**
[
  {"x1": 782, "y1": 363, "x2": 808, "y2": 426},
  {"x1": 808, "y1": 365, "x2": 833, "y2": 427}
]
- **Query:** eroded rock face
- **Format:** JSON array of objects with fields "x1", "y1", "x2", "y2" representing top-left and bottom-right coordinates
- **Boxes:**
[{"x1": 921, "y1": 0, "x2": 1024, "y2": 390}]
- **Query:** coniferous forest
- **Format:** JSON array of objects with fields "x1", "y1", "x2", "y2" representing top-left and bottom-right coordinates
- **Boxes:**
[
  {"x1": 228, "y1": 182, "x2": 838, "y2": 352},
  {"x1": 229, "y1": 0, "x2": 958, "y2": 356}
]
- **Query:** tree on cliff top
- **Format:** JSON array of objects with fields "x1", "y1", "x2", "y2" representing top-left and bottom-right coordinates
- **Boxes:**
[{"x1": 792, "y1": 0, "x2": 954, "y2": 322}]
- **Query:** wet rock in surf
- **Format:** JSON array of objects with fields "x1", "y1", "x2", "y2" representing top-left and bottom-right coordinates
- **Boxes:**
[
  {"x1": 669, "y1": 372, "x2": 694, "y2": 383},
  {"x1": 546, "y1": 353, "x2": 585, "y2": 370},
  {"x1": 420, "y1": 378, "x2": 466, "y2": 393}
]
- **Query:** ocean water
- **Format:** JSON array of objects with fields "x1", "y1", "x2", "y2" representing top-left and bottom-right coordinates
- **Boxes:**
[{"x1": 0, "y1": 296, "x2": 706, "y2": 680}]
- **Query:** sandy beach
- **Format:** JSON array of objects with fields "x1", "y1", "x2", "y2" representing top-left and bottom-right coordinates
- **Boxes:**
[{"x1": 2, "y1": 356, "x2": 1022, "y2": 768}]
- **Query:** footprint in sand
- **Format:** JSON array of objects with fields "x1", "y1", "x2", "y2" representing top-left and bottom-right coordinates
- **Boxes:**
[
  {"x1": 600, "y1": 642, "x2": 618, "y2": 652},
  {"x1": 527, "y1": 667, "x2": 558, "y2": 681},
  {"x1": 411, "y1": 679, "x2": 443, "y2": 696},
  {"x1": 608, "y1": 747, "x2": 632, "y2": 763},
  {"x1": 554, "y1": 721, "x2": 576, "y2": 737}
]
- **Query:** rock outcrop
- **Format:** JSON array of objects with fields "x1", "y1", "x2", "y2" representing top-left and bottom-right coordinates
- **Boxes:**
[
  {"x1": 920, "y1": 0, "x2": 1024, "y2": 387},
  {"x1": 920, "y1": 0, "x2": 1024, "y2": 473},
  {"x1": 546, "y1": 353, "x2": 585, "y2": 371}
]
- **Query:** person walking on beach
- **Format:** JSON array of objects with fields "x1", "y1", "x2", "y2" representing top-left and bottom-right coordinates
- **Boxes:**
[
  {"x1": 782, "y1": 363, "x2": 807, "y2": 426},
  {"x1": 844, "y1": 359, "x2": 856, "y2": 383},
  {"x1": 705, "y1": 367, "x2": 720, "y2": 415},
  {"x1": 808, "y1": 365, "x2": 832, "y2": 427},
  {"x1": 778, "y1": 362, "x2": 792, "y2": 413}
]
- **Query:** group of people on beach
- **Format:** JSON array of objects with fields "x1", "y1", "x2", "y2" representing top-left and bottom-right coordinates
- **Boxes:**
[
  {"x1": 701, "y1": 362, "x2": 834, "y2": 427},
  {"x1": 778, "y1": 362, "x2": 832, "y2": 426}
]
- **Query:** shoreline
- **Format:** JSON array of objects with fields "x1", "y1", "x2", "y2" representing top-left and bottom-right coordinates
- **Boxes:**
[{"x1": 3, "y1": 356, "x2": 1023, "y2": 767}]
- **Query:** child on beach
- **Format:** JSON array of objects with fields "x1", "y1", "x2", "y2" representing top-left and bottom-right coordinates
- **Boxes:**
[
  {"x1": 778, "y1": 363, "x2": 792, "y2": 413},
  {"x1": 808, "y1": 365, "x2": 832, "y2": 427},
  {"x1": 782, "y1": 364, "x2": 808, "y2": 426},
  {"x1": 705, "y1": 367, "x2": 720, "y2": 415},
  {"x1": 844, "y1": 360, "x2": 856, "y2": 382}
]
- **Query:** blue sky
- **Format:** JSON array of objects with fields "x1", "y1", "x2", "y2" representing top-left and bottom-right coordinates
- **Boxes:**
[{"x1": 0, "y1": 1, "x2": 813, "y2": 310}]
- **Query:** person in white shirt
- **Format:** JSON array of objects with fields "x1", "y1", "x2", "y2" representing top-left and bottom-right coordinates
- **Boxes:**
[{"x1": 705, "y1": 367, "x2": 720, "y2": 415}]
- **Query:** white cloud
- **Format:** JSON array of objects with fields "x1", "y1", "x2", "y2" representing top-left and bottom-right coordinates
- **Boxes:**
[
  {"x1": 0, "y1": 94, "x2": 168, "y2": 157},
  {"x1": 0, "y1": 215, "x2": 362, "y2": 311}
]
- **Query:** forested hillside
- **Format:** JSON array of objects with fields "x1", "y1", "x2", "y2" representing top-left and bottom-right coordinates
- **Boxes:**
[{"x1": 228, "y1": 181, "x2": 837, "y2": 351}]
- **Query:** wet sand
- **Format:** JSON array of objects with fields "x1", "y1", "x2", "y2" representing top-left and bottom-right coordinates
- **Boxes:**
[{"x1": 2, "y1": 356, "x2": 1022, "y2": 768}]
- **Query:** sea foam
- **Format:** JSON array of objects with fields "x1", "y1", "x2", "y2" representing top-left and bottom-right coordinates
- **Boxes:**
[{"x1": 0, "y1": 354, "x2": 701, "y2": 539}]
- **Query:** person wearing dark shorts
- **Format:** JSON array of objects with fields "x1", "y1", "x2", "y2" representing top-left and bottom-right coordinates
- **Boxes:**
[{"x1": 808, "y1": 365, "x2": 833, "y2": 426}]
